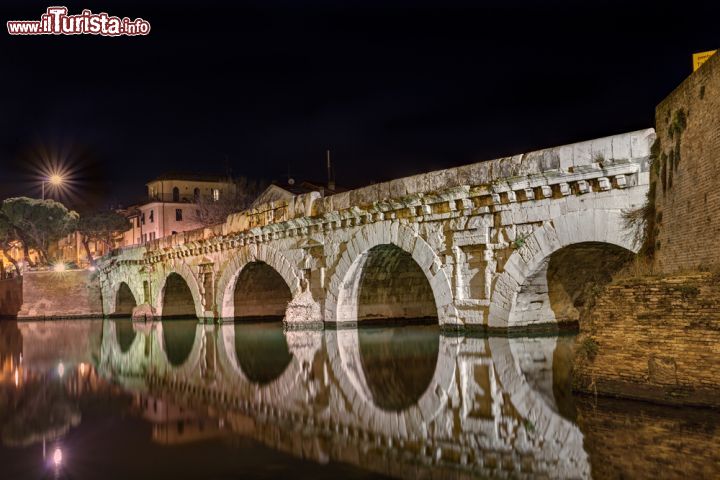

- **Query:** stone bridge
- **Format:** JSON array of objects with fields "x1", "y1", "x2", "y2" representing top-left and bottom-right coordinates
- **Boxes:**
[{"x1": 99, "y1": 128, "x2": 654, "y2": 329}]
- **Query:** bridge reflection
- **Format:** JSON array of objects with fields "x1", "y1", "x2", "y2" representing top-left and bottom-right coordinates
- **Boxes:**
[
  {"x1": 98, "y1": 319, "x2": 590, "y2": 479},
  {"x1": 2, "y1": 320, "x2": 718, "y2": 479},
  {"x1": 233, "y1": 318, "x2": 293, "y2": 385}
]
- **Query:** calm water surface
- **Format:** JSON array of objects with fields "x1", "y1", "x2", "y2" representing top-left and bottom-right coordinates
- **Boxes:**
[{"x1": 0, "y1": 319, "x2": 718, "y2": 479}]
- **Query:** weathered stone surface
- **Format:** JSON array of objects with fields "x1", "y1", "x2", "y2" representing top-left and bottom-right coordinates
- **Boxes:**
[
  {"x1": 98, "y1": 129, "x2": 653, "y2": 330},
  {"x1": 14, "y1": 270, "x2": 103, "y2": 319},
  {"x1": 573, "y1": 273, "x2": 720, "y2": 407},
  {"x1": 653, "y1": 51, "x2": 720, "y2": 273}
]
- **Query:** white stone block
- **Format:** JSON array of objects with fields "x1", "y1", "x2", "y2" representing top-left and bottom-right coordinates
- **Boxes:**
[
  {"x1": 491, "y1": 193, "x2": 501, "y2": 204},
  {"x1": 590, "y1": 137, "x2": 612, "y2": 162},
  {"x1": 540, "y1": 185, "x2": 553, "y2": 198},
  {"x1": 611, "y1": 134, "x2": 632, "y2": 160},
  {"x1": 559, "y1": 182, "x2": 571, "y2": 196},
  {"x1": 507, "y1": 191, "x2": 517, "y2": 203},
  {"x1": 598, "y1": 177, "x2": 611, "y2": 191},
  {"x1": 615, "y1": 174, "x2": 627, "y2": 188},
  {"x1": 559, "y1": 145, "x2": 573, "y2": 171},
  {"x1": 577, "y1": 180, "x2": 589, "y2": 194},
  {"x1": 524, "y1": 188, "x2": 535, "y2": 200},
  {"x1": 572, "y1": 141, "x2": 592, "y2": 168}
]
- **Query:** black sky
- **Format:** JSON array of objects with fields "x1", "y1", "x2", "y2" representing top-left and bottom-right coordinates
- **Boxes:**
[{"x1": 0, "y1": 0, "x2": 717, "y2": 211}]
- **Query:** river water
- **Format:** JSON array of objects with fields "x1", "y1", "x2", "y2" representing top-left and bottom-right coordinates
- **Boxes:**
[{"x1": 0, "y1": 319, "x2": 718, "y2": 479}]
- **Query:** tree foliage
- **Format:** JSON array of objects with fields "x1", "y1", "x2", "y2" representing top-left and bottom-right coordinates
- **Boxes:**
[
  {"x1": 76, "y1": 211, "x2": 131, "y2": 265},
  {"x1": 0, "y1": 197, "x2": 78, "y2": 266}
]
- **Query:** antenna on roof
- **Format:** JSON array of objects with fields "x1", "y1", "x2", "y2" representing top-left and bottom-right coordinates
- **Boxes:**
[{"x1": 326, "y1": 149, "x2": 335, "y2": 191}]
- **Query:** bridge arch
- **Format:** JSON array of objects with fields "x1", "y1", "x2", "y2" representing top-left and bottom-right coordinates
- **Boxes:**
[
  {"x1": 488, "y1": 210, "x2": 637, "y2": 328},
  {"x1": 156, "y1": 263, "x2": 204, "y2": 319},
  {"x1": 114, "y1": 282, "x2": 137, "y2": 316},
  {"x1": 215, "y1": 244, "x2": 301, "y2": 320},
  {"x1": 101, "y1": 267, "x2": 145, "y2": 317},
  {"x1": 325, "y1": 221, "x2": 457, "y2": 326}
]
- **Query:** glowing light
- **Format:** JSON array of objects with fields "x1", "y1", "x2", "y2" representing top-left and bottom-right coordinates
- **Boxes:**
[
  {"x1": 52, "y1": 262, "x2": 67, "y2": 273},
  {"x1": 79, "y1": 363, "x2": 87, "y2": 375},
  {"x1": 87, "y1": 265, "x2": 96, "y2": 272},
  {"x1": 52, "y1": 447, "x2": 63, "y2": 467},
  {"x1": 49, "y1": 174, "x2": 64, "y2": 186},
  {"x1": 57, "y1": 362, "x2": 65, "y2": 378},
  {"x1": 27, "y1": 143, "x2": 85, "y2": 204},
  {"x1": 14, "y1": 368, "x2": 18, "y2": 387}
]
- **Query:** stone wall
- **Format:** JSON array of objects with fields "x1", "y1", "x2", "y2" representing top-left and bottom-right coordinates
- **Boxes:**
[
  {"x1": 653, "y1": 52, "x2": 720, "y2": 273},
  {"x1": 573, "y1": 273, "x2": 720, "y2": 407},
  {"x1": 16, "y1": 270, "x2": 103, "y2": 319},
  {"x1": 0, "y1": 277, "x2": 23, "y2": 318}
]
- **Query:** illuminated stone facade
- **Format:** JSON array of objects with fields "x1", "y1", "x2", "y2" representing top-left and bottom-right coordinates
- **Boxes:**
[{"x1": 99, "y1": 129, "x2": 654, "y2": 330}]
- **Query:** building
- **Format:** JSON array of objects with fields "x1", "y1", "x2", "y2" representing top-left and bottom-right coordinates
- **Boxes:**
[
  {"x1": 119, "y1": 174, "x2": 236, "y2": 247},
  {"x1": 250, "y1": 179, "x2": 346, "y2": 209}
]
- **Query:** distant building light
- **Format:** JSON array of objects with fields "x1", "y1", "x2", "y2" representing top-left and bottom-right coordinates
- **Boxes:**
[
  {"x1": 52, "y1": 262, "x2": 67, "y2": 273},
  {"x1": 57, "y1": 362, "x2": 65, "y2": 378},
  {"x1": 53, "y1": 447, "x2": 63, "y2": 467},
  {"x1": 212, "y1": 189, "x2": 220, "y2": 201}
]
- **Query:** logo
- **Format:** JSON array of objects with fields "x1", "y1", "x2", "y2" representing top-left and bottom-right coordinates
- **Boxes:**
[{"x1": 7, "y1": 6, "x2": 151, "y2": 36}]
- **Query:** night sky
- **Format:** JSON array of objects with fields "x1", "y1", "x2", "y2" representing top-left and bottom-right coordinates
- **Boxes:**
[{"x1": 0, "y1": 0, "x2": 717, "y2": 212}]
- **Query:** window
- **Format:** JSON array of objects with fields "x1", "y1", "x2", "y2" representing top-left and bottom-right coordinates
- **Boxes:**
[
  {"x1": 149, "y1": 210, "x2": 154, "y2": 223},
  {"x1": 176, "y1": 209, "x2": 183, "y2": 221},
  {"x1": 193, "y1": 188, "x2": 200, "y2": 202},
  {"x1": 212, "y1": 188, "x2": 220, "y2": 201},
  {"x1": 172, "y1": 186, "x2": 180, "y2": 202},
  {"x1": 141, "y1": 213, "x2": 145, "y2": 225}
]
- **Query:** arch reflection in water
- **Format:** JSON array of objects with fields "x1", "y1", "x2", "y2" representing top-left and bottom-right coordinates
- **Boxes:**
[
  {"x1": 99, "y1": 323, "x2": 591, "y2": 479},
  {"x1": 113, "y1": 318, "x2": 137, "y2": 353},
  {"x1": 161, "y1": 320, "x2": 198, "y2": 367},
  {"x1": 234, "y1": 318, "x2": 293, "y2": 385},
  {"x1": 357, "y1": 324, "x2": 439, "y2": 411}
]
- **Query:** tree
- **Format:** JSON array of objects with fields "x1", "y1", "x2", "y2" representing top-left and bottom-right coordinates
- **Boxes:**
[
  {"x1": 76, "y1": 211, "x2": 131, "y2": 266},
  {"x1": 0, "y1": 197, "x2": 78, "y2": 266},
  {"x1": 0, "y1": 212, "x2": 21, "y2": 275},
  {"x1": 196, "y1": 176, "x2": 265, "y2": 226}
]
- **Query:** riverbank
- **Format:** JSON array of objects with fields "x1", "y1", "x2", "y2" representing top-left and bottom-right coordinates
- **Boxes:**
[{"x1": 573, "y1": 272, "x2": 720, "y2": 407}]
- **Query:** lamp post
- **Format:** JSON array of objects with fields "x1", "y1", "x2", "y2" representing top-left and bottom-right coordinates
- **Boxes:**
[{"x1": 41, "y1": 174, "x2": 64, "y2": 200}]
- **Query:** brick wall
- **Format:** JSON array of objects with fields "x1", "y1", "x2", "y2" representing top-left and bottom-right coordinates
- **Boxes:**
[
  {"x1": 16, "y1": 270, "x2": 103, "y2": 319},
  {"x1": 573, "y1": 273, "x2": 720, "y2": 407},
  {"x1": 653, "y1": 52, "x2": 720, "y2": 272},
  {"x1": 0, "y1": 277, "x2": 23, "y2": 317}
]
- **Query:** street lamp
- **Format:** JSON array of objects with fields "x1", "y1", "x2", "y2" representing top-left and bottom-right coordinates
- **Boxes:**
[{"x1": 41, "y1": 174, "x2": 64, "y2": 200}]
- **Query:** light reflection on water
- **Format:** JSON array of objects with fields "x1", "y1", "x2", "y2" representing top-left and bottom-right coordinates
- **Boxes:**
[{"x1": 0, "y1": 319, "x2": 718, "y2": 479}]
